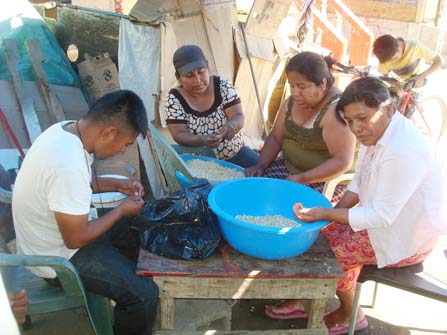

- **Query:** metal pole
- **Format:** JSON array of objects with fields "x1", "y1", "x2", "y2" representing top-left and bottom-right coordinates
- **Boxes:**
[{"x1": 56, "y1": 2, "x2": 130, "y2": 19}]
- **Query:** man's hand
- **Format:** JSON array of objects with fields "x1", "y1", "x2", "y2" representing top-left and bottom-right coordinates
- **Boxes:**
[
  {"x1": 8, "y1": 289, "x2": 28, "y2": 324},
  {"x1": 292, "y1": 203, "x2": 328, "y2": 222},
  {"x1": 117, "y1": 195, "x2": 145, "y2": 217},
  {"x1": 244, "y1": 163, "x2": 265, "y2": 177},
  {"x1": 409, "y1": 74, "x2": 426, "y2": 89},
  {"x1": 116, "y1": 179, "x2": 145, "y2": 198}
]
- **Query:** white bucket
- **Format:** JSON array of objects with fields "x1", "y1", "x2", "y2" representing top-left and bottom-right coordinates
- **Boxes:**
[{"x1": 91, "y1": 174, "x2": 128, "y2": 208}]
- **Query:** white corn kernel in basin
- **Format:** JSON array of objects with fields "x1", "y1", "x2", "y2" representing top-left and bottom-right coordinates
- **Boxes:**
[
  {"x1": 236, "y1": 214, "x2": 302, "y2": 228},
  {"x1": 186, "y1": 159, "x2": 244, "y2": 182}
]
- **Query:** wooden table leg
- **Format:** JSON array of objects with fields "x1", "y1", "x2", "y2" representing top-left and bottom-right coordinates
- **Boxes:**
[
  {"x1": 307, "y1": 298, "x2": 327, "y2": 329},
  {"x1": 159, "y1": 297, "x2": 175, "y2": 330}
]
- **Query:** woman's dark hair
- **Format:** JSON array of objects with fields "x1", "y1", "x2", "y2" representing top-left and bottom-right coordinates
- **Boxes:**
[
  {"x1": 373, "y1": 35, "x2": 404, "y2": 63},
  {"x1": 335, "y1": 77, "x2": 392, "y2": 124},
  {"x1": 84, "y1": 90, "x2": 148, "y2": 138},
  {"x1": 285, "y1": 51, "x2": 334, "y2": 88}
]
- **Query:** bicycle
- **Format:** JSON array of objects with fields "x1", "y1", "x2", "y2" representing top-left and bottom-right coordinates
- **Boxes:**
[{"x1": 325, "y1": 56, "x2": 447, "y2": 143}]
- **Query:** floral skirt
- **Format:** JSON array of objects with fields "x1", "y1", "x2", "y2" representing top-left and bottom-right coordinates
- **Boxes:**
[{"x1": 322, "y1": 223, "x2": 432, "y2": 292}]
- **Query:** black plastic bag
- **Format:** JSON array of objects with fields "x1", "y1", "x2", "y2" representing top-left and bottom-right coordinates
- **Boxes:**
[{"x1": 132, "y1": 178, "x2": 221, "y2": 260}]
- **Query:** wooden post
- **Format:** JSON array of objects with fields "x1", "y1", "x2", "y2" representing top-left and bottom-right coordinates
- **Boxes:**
[
  {"x1": 307, "y1": 298, "x2": 327, "y2": 329},
  {"x1": 328, "y1": 0, "x2": 374, "y2": 65},
  {"x1": 3, "y1": 39, "x2": 41, "y2": 143},
  {"x1": 25, "y1": 39, "x2": 66, "y2": 123}
]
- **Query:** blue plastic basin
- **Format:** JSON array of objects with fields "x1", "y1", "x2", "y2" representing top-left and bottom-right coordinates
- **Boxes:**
[
  {"x1": 207, "y1": 177, "x2": 333, "y2": 260},
  {"x1": 178, "y1": 154, "x2": 244, "y2": 187}
]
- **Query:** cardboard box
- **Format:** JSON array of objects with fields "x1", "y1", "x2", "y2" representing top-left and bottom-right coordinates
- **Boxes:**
[{"x1": 78, "y1": 53, "x2": 120, "y2": 103}]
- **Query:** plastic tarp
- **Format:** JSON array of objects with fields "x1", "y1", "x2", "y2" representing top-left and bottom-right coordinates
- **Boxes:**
[
  {"x1": 0, "y1": 0, "x2": 82, "y2": 88},
  {"x1": 118, "y1": 20, "x2": 160, "y2": 122},
  {"x1": 118, "y1": 20, "x2": 164, "y2": 199}
]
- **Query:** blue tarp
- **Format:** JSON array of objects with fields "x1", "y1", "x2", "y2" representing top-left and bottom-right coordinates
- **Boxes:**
[{"x1": 0, "y1": 3, "x2": 82, "y2": 89}]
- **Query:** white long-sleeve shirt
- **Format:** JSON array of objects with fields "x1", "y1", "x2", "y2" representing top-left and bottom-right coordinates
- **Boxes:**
[{"x1": 348, "y1": 113, "x2": 446, "y2": 268}]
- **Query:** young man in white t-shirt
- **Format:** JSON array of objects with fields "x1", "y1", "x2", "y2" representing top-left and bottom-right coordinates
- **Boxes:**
[{"x1": 12, "y1": 90, "x2": 158, "y2": 335}]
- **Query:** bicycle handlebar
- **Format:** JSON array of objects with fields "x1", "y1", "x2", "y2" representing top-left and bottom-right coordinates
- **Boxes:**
[
  {"x1": 403, "y1": 79, "x2": 416, "y2": 91},
  {"x1": 324, "y1": 55, "x2": 365, "y2": 77},
  {"x1": 325, "y1": 55, "x2": 420, "y2": 91}
]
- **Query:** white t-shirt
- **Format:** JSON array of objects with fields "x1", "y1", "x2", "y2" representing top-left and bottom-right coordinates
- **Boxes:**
[
  {"x1": 348, "y1": 113, "x2": 446, "y2": 268},
  {"x1": 13, "y1": 121, "x2": 93, "y2": 278}
]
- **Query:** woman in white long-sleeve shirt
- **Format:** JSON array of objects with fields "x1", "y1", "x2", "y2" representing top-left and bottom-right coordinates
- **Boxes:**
[{"x1": 274, "y1": 77, "x2": 446, "y2": 335}]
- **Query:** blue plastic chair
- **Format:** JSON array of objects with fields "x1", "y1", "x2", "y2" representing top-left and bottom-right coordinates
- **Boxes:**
[{"x1": 147, "y1": 123, "x2": 194, "y2": 193}]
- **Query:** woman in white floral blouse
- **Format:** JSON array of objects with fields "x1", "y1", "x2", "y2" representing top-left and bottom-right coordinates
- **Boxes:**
[{"x1": 164, "y1": 45, "x2": 259, "y2": 168}]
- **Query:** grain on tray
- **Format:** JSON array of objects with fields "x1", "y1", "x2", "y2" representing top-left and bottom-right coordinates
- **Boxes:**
[
  {"x1": 186, "y1": 159, "x2": 245, "y2": 182},
  {"x1": 235, "y1": 214, "x2": 301, "y2": 228}
]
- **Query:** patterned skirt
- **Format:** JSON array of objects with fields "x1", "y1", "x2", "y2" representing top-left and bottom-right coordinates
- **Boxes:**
[{"x1": 322, "y1": 223, "x2": 432, "y2": 292}]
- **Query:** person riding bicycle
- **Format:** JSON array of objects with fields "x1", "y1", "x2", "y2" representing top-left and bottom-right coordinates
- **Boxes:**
[{"x1": 373, "y1": 35, "x2": 443, "y2": 89}]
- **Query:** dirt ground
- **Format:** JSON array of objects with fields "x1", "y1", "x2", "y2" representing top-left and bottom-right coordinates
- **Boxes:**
[{"x1": 22, "y1": 278, "x2": 447, "y2": 334}]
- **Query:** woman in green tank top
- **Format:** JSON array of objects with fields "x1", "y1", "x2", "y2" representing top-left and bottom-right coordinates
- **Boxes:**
[{"x1": 246, "y1": 52, "x2": 357, "y2": 203}]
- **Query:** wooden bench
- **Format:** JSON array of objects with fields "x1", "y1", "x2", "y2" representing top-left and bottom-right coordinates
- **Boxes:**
[
  {"x1": 137, "y1": 235, "x2": 344, "y2": 335},
  {"x1": 348, "y1": 238, "x2": 447, "y2": 335}
]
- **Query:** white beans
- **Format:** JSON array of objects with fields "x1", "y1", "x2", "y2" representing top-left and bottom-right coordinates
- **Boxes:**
[
  {"x1": 186, "y1": 159, "x2": 245, "y2": 182},
  {"x1": 235, "y1": 214, "x2": 302, "y2": 228}
]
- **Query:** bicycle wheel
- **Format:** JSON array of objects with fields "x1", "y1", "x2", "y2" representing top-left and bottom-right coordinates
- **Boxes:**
[{"x1": 409, "y1": 95, "x2": 447, "y2": 143}]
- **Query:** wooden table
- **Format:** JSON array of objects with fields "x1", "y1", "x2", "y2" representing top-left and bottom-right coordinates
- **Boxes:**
[{"x1": 137, "y1": 235, "x2": 344, "y2": 335}]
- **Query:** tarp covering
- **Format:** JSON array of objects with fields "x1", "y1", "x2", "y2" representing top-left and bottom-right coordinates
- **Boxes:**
[
  {"x1": 118, "y1": 20, "x2": 164, "y2": 199},
  {"x1": 0, "y1": 0, "x2": 82, "y2": 88},
  {"x1": 118, "y1": 20, "x2": 160, "y2": 122}
]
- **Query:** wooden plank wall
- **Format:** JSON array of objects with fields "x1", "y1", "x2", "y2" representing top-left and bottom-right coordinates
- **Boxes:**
[
  {"x1": 0, "y1": 80, "x2": 88, "y2": 149},
  {"x1": 342, "y1": 0, "x2": 419, "y2": 22}
]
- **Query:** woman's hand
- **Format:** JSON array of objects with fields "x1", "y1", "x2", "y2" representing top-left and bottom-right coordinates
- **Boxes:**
[
  {"x1": 220, "y1": 122, "x2": 237, "y2": 140},
  {"x1": 292, "y1": 203, "x2": 328, "y2": 222},
  {"x1": 286, "y1": 173, "x2": 305, "y2": 184},
  {"x1": 117, "y1": 195, "x2": 145, "y2": 217},
  {"x1": 117, "y1": 179, "x2": 145, "y2": 198},
  {"x1": 245, "y1": 164, "x2": 265, "y2": 177},
  {"x1": 205, "y1": 133, "x2": 223, "y2": 148}
]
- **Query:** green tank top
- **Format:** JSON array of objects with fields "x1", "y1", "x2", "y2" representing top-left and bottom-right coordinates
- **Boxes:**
[{"x1": 282, "y1": 95, "x2": 355, "y2": 175}]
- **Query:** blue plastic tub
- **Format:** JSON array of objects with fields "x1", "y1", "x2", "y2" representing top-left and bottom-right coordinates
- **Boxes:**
[
  {"x1": 178, "y1": 154, "x2": 244, "y2": 187},
  {"x1": 207, "y1": 178, "x2": 333, "y2": 260}
]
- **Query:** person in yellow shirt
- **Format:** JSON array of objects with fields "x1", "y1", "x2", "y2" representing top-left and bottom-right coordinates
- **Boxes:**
[{"x1": 373, "y1": 35, "x2": 443, "y2": 88}]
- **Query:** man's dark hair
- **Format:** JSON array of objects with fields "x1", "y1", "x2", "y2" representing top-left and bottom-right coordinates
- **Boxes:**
[
  {"x1": 336, "y1": 77, "x2": 392, "y2": 124},
  {"x1": 373, "y1": 35, "x2": 401, "y2": 63},
  {"x1": 85, "y1": 90, "x2": 148, "y2": 138},
  {"x1": 285, "y1": 51, "x2": 335, "y2": 88}
]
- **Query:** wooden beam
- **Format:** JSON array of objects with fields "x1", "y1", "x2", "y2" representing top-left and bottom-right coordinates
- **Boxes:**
[
  {"x1": 328, "y1": 0, "x2": 374, "y2": 65},
  {"x1": 3, "y1": 39, "x2": 41, "y2": 143},
  {"x1": 25, "y1": 39, "x2": 66, "y2": 123},
  {"x1": 312, "y1": 7, "x2": 348, "y2": 62}
]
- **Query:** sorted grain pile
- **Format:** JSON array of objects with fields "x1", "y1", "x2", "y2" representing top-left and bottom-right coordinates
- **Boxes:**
[
  {"x1": 236, "y1": 214, "x2": 301, "y2": 228},
  {"x1": 186, "y1": 159, "x2": 244, "y2": 182}
]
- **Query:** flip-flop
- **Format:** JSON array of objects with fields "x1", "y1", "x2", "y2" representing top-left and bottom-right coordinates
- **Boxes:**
[
  {"x1": 265, "y1": 304, "x2": 307, "y2": 319},
  {"x1": 326, "y1": 316, "x2": 368, "y2": 335}
]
